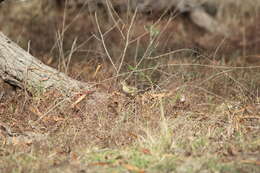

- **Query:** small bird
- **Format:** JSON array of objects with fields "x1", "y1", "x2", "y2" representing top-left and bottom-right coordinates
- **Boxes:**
[{"x1": 120, "y1": 81, "x2": 138, "y2": 96}]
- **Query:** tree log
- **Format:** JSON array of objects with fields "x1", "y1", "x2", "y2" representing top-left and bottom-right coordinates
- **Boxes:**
[{"x1": 0, "y1": 32, "x2": 108, "y2": 105}]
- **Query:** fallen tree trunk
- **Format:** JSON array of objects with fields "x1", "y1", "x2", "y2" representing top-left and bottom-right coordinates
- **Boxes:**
[{"x1": 0, "y1": 32, "x2": 108, "y2": 105}]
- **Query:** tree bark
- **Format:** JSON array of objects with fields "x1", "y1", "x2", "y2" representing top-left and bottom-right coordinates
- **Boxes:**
[{"x1": 0, "y1": 32, "x2": 108, "y2": 105}]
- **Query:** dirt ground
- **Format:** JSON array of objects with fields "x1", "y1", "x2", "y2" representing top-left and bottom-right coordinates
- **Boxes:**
[{"x1": 0, "y1": 1, "x2": 260, "y2": 172}]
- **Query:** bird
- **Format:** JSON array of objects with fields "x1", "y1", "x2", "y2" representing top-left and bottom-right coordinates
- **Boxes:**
[{"x1": 120, "y1": 81, "x2": 138, "y2": 96}]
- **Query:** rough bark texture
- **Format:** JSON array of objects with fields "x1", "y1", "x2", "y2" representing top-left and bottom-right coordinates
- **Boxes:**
[{"x1": 0, "y1": 32, "x2": 108, "y2": 105}]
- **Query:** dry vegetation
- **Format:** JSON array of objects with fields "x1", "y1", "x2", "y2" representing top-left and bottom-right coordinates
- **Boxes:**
[{"x1": 0, "y1": 0, "x2": 260, "y2": 172}]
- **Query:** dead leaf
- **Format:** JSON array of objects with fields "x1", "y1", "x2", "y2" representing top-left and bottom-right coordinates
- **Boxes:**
[
  {"x1": 71, "y1": 94, "x2": 87, "y2": 108},
  {"x1": 29, "y1": 106, "x2": 44, "y2": 117},
  {"x1": 70, "y1": 152, "x2": 79, "y2": 161},
  {"x1": 88, "y1": 162, "x2": 111, "y2": 166},
  {"x1": 93, "y1": 64, "x2": 102, "y2": 78},
  {"x1": 123, "y1": 164, "x2": 145, "y2": 173},
  {"x1": 241, "y1": 160, "x2": 260, "y2": 165},
  {"x1": 141, "y1": 148, "x2": 151, "y2": 155},
  {"x1": 128, "y1": 132, "x2": 138, "y2": 139},
  {"x1": 71, "y1": 90, "x2": 96, "y2": 108}
]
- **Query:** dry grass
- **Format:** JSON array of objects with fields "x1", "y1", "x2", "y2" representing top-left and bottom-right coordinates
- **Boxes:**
[{"x1": 0, "y1": 0, "x2": 260, "y2": 172}]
